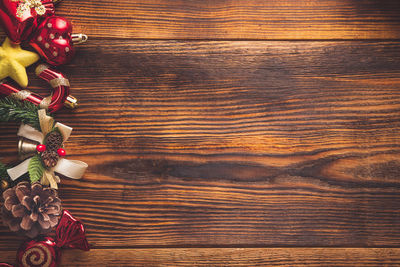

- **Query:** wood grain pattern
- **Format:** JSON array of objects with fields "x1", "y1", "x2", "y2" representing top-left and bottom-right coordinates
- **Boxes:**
[
  {"x1": 2, "y1": 248, "x2": 400, "y2": 266},
  {"x1": 2, "y1": 0, "x2": 400, "y2": 265},
  {"x1": 1, "y1": 41, "x2": 400, "y2": 250},
  {"x1": 55, "y1": 0, "x2": 400, "y2": 40}
]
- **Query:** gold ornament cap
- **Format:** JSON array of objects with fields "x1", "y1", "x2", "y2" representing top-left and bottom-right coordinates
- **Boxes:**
[
  {"x1": 64, "y1": 95, "x2": 78, "y2": 109},
  {"x1": 1, "y1": 180, "x2": 9, "y2": 191}
]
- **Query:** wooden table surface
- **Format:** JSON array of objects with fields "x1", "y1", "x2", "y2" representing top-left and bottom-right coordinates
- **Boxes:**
[{"x1": 1, "y1": 0, "x2": 400, "y2": 266}]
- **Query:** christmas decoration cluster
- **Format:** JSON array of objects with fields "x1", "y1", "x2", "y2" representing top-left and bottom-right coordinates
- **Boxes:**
[{"x1": 0, "y1": 0, "x2": 90, "y2": 266}]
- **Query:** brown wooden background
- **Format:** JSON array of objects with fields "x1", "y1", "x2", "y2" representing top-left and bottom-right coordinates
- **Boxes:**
[{"x1": 1, "y1": 0, "x2": 400, "y2": 266}]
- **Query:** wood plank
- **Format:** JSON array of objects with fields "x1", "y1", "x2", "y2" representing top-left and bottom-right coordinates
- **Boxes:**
[
  {"x1": 54, "y1": 0, "x2": 400, "y2": 40},
  {"x1": 1, "y1": 248, "x2": 400, "y2": 266},
  {"x1": 1, "y1": 41, "x2": 400, "y2": 249}
]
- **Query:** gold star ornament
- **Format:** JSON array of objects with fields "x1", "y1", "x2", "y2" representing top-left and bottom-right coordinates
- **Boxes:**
[{"x1": 0, "y1": 37, "x2": 39, "y2": 87}]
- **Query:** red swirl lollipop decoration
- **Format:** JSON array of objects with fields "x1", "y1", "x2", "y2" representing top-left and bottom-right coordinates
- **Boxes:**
[
  {"x1": 0, "y1": 64, "x2": 77, "y2": 112},
  {"x1": 0, "y1": 1, "x2": 89, "y2": 266},
  {"x1": 15, "y1": 210, "x2": 89, "y2": 267},
  {"x1": 17, "y1": 239, "x2": 58, "y2": 267}
]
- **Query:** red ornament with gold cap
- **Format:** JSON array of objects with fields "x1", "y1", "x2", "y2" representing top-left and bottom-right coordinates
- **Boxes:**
[{"x1": 30, "y1": 15, "x2": 87, "y2": 66}]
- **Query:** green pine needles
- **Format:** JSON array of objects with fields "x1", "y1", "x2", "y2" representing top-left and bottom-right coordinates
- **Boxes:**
[
  {"x1": 0, "y1": 97, "x2": 52, "y2": 183},
  {"x1": 0, "y1": 97, "x2": 48, "y2": 131},
  {"x1": 0, "y1": 161, "x2": 7, "y2": 178}
]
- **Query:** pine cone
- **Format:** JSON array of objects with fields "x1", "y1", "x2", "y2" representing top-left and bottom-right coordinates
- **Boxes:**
[
  {"x1": 41, "y1": 150, "x2": 59, "y2": 168},
  {"x1": 1, "y1": 182, "x2": 62, "y2": 238},
  {"x1": 45, "y1": 131, "x2": 63, "y2": 151}
]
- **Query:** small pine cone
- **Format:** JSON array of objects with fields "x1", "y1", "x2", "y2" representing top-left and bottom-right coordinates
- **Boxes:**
[
  {"x1": 45, "y1": 131, "x2": 63, "y2": 151},
  {"x1": 41, "y1": 150, "x2": 59, "y2": 168},
  {"x1": 1, "y1": 182, "x2": 62, "y2": 238}
]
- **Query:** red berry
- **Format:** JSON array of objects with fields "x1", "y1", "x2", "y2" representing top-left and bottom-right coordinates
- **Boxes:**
[
  {"x1": 57, "y1": 148, "x2": 66, "y2": 157},
  {"x1": 36, "y1": 144, "x2": 46, "y2": 153}
]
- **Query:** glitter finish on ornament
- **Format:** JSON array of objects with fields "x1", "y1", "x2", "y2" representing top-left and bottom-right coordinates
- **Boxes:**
[
  {"x1": 35, "y1": 63, "x2": 73, "y2": 112},
  {"x1": 0, "y1": 64, "x2": 74, "y2": 113},
  {"x1": 0, "y1": 0, "x2": 55, "y2": 43}
]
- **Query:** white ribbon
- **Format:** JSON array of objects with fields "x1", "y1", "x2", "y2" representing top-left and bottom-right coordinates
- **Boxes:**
[
  {"x1": 54, "y1": 159, "x2": 88, "y2": 180},
  {"x1": 7, "y1": 111, "x2": 87, "y2": 189},
  {"x1": 7, "y1": 158, "x2": 31, "y2": 181},
  {"x1": 17, "y1": 123, "x2": 43, "y2": 143}
]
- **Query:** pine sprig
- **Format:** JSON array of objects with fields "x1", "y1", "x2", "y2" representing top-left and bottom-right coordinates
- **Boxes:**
[
  {"x1": 0, "y1": 161, "x2": 7, "y2": 178},
  {"x1": 0, "y1": 97, "x2": 50, "y2": 130},
  {"x1": 28, "y1": 155, "x2": 44, "y2": 183}
]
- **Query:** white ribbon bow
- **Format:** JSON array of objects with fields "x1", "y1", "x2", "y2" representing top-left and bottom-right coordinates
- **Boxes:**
[{"x1": 7, "y1": 110, "x2": 88, "y2": 189}]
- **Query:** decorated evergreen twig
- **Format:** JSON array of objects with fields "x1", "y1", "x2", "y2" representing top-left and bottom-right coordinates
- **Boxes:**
[
  {"x1": 0, "y1": 0, "x2": 91, "y2": 265},
  {"x1": 0, "y1": 102, "x2": 89, "y2": 266},
  {"x1": 0, "y1": 162, "x2": 8, "y2": 188},
  {"x1": 0, "y1": 161, "x2": 6, "y2": 176},
  {"x1": 0, "y1": 96, "x2": 47, "y2": 130},
  {"x1": 0, "y1": 97, "x2": 46, "y2": 189}
]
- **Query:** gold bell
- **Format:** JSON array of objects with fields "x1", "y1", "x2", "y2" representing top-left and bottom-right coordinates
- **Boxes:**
[
  {"x1": 18, "y1": 138, "x2": 39, "y2": 160},
  {"x1": 1, "y1": 180, "x2": 9, "y2": 191}
]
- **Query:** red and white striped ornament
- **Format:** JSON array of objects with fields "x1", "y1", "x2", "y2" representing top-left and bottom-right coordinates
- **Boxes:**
[{"x1": 0, "y1": 64, "x2": 77, "y2": 112}]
